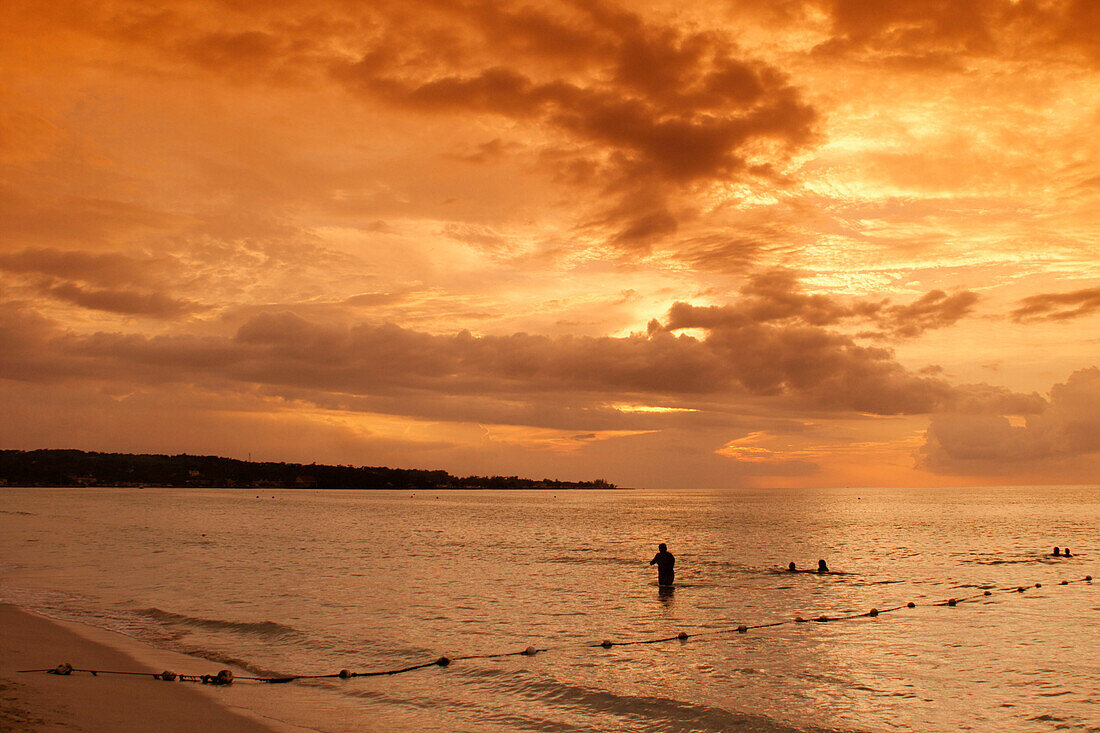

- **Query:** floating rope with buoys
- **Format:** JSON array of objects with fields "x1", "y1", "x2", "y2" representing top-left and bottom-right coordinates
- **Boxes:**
[{"x1": 18, "y1": 574, "x2": 1093, "y2": 686}]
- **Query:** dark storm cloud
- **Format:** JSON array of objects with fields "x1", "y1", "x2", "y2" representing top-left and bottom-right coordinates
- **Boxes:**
[
  {"x1": 50, "y1": 0, "x2": 817, "y2": 189},
  {"x1": 674, "y1": 235, "x2": 784, "y2": 274},
  {"x1": 30, "y1": 0, "x2": 816, "y2": 250},
  {"x1": 232, "y1": 311, "x2": 724, "y2": 395},
  {"x1": 333, "y1": 5, "x2": 816, "y2": 184},
  {"x1": 664, "y1": 269, "x2": 977, "y2": 338},
  {"x1": 0, "y1": 248, "x2": 156, "y2": 287},
  {"x1": 41, "y1": 281, "x2": 206, "y2": 318},
  {"x1": 0, "y1": 277, "x2": 1027, "y2": 423},
  {"x1": 877, "y1": 290, "x2": 979, "y2": 338},
  {"x1": 1011, "y1": 286, "x2": 1100, "y2": 322},
  {"x1": 920, "y1": 367, "x2": 1100, "y2": 473},
  {"x1": 0, "y1": 248, "x2": 204, "y2": 320},
  {"x1": 328, "y1": 0, "x2": 815, "y2": 245}
]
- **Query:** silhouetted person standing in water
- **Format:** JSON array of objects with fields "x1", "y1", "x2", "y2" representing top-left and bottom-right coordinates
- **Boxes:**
[{"x1": 650, "y1": 543, "x2": 675, "y2": 586}]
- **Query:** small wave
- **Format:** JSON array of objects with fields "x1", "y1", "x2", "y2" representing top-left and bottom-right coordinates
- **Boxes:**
[
  {"x1": 181, "y1": 647, "x2": 283, "y2": 678},
  {"x1": 965, "y1": 556, "x2": 1065, "y2": 565},
  {"x1": 527, "y1": 682, "x2": 811, "y2": 732},
  {"x1": 454, "y1": 669, "x2": 815, "y2": 733},
  {"x1": 0, "y1": 509, "x2": 35, "y2": 516},
  {"x1": 547, "y1": 555, "x2": 639, "y2": 567},
  {"x1": 139, "y1": 607, "x2": 301, "y2": 639},
  {"x1": 952, "y1": 583, "x2": 996, "y2": 590}
]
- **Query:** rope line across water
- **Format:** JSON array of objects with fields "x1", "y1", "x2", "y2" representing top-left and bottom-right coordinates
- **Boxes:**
[{"x1": 17, "y1": 574, "x2": 1093, "y2": 685}]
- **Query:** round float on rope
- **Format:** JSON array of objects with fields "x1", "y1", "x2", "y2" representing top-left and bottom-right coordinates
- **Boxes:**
[
  {"x1": 600, "y1": 640, "x2": 613, "y2": 648},
  {"x1": 1035, "y1": 583, "x2": 1041, "y2": 588},
  {"x1": 947, "y1": 598, "x2": 957, "y2": 606},
  {"x1": 737, "y1": 625, "x2": 748, "y2": 634},
  {"x1": 1086, "y1": 576, "x2": 1092, "y2": 581},
  {"x1": 49, "y1": 663, "x2": 73, "y2": 676},
  {"x1": 201, "y1": 669, "x2": 233, "y2": 685},
  {"x1": 794, "y1": 616, "x2": 807, "y2": 623},
  {"x1": 984, "y1": 590, "x2": 992, "y2": 596},
  {"x1": 677, "y1": 632, "x2": 689, "y2": 640},
  {"x1": 338, "y1": 669, "x2": 352, "y2": 679},
  {"x1": 435, "y1": 657, "x2": 451, "y2": 667},
  {"x1": 868, "y1": 608, "x2": 878, "y2": 617},
  {"x1": 1060, "y1": 580, "x2": 1068, "y2": 585},
  {"x1": 907, "y1": 602, "x2": 916, "y2": 608},
  {"x1": 1017, "y1": 587, "x2": 1025, "y2": 593},
  {"x1": 155, "y1": 670, "x2": 177, "y2": 681},
  {"x1": 522, "y1": 646, "x2": 539, "y2": 656}
]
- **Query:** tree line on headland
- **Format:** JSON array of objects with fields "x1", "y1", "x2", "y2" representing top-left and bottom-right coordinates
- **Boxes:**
[{"x1": 0, "y1": 450, "x2": 617, "y2": 490}]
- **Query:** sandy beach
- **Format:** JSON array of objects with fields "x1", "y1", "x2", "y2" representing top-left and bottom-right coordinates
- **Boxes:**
[{"x1": 0, "y1": 604, "x2": 278, "y2": 732}]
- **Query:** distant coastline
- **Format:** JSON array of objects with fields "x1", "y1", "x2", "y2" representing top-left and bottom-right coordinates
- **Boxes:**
[{"x1": 0, "y1": 449, "x2": 617, "y2": 490}]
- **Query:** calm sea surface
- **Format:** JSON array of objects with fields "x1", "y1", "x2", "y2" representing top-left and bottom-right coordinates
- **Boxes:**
[{"x1": 1, "y1": 486, "x2": 1097, "y2": 732}]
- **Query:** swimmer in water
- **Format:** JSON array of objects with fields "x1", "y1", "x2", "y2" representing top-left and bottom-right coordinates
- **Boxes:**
[
  {"x1": 788, "y1": 562, "x2": 797, "y2": 572},
  {"x1": 817, "y1": 559, "x2": 829, "y2": 573},
  {"x1": 1064, "y1": 548, "x2": 1072, "y2": 557},
  {"x1": 650, "y1": 543, "x2": 675, "y2": 587},
  {"x1": 1053, "y1": 547, "x2": 1061, "y2": 556}
]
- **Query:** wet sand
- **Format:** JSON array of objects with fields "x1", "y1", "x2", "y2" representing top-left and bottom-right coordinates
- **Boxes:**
[{"x1": 0, "y1": 604, "x2": 278, "y2": 732}]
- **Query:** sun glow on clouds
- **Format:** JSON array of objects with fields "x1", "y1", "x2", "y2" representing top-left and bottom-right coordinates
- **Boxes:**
[
  {"x1": 1, "y1": 0, "x2": 1098, "y2": 488},
  {"x1": 609, "y1": 404, "x2": 698, "y2": 414}
]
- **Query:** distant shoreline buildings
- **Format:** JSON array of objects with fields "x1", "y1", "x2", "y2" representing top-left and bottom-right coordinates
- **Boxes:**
[{"x1": 0, "y1": 449, "x2": 617, "y2": 491}]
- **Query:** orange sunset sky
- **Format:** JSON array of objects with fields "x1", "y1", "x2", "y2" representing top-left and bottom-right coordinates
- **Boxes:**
[{"x1": 1, "y1": 0, "x2": 1098, "y2": 489}]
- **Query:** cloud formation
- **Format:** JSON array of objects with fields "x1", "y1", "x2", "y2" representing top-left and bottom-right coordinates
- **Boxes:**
[
  {"x1": 0, "y1": 278, "x2": 1031, "y2": 426},
  {"x1": 41, "y1": 281, "x2": 204, "y2": 318},
  {"x1": 810, "y1": 0, "x2": 1100, "y2": 66},
  {"x1": 921, "y1": 367, "x2": 1100, "y2": 477},
  {"x1": 15, "y1": 0, "x2": 816, "y2": 247},
  {"x1": 1, "y1": 0, "x2": 1097, "y2": 487},
  {"x1": 663, "y1": 269, "x2": 978, "y2": 339},
  {"x1": 330, "y1": 0, "x2": 817, "y2": 243},
  {"x1": 1011, "y1": 286, "x2": 1100, "y2": 322}
]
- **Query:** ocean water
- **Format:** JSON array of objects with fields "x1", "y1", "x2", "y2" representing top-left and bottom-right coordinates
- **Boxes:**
[{"x1": 1, "y1": 486, "x2": 1097, "y2": 732}]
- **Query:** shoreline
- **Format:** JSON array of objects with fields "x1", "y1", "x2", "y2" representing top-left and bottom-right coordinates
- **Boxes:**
[{"x1": 0, "y1": 603, "x2": 291, "y2": 732}]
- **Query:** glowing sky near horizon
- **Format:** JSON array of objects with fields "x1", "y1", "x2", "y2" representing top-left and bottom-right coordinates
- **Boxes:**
[{"x1": 1, "y1": 0, "x2": 1098, "y2": 488}]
